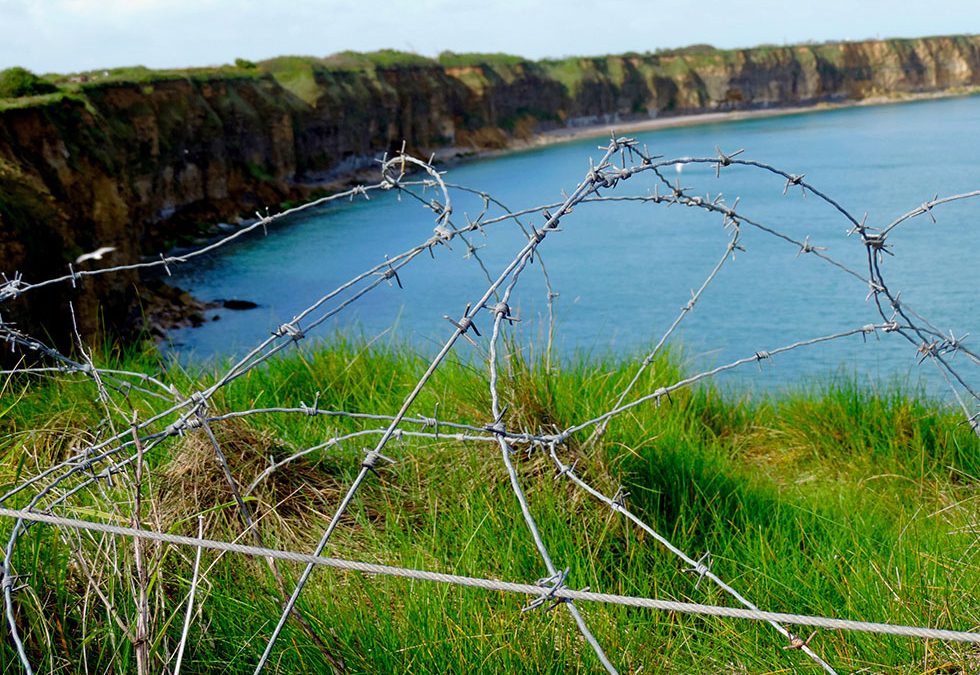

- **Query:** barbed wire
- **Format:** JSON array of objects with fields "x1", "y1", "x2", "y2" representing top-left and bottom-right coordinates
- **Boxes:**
[
  {"x1": 0, "y1": 135, "x2": 976, "y2": 673},
  {"x1": 0, "y1": 507, "x2": 977, "y2": 644}
]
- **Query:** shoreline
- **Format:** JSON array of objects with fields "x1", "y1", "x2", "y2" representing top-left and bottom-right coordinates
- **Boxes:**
[
  {"x1": 483, "y1": 87, "x2": 980, "y2": 155},
  {"x1": 166, "y1": 86, "x2": 980, "y2": 253},
  {"x1": 153, "y1": 86, "x2": 978, "y2": 332},
  {"x1": 411, "y1": 87, "x2": 980, "y2": 182},
  {"x1": 211, "y1": 87, "x2": 980, "y2": 221}
]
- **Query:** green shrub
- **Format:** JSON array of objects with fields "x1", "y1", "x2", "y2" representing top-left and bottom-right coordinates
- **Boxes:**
[
  {"x1": 0, "y1": 67, "x2": 58, "y2": 98},
  {"x1": 437, "y1": 51, "x2": 526, "y2": 68},
  {"x1": 324, "y1": 49, "x2": 435, "y2": 70}
]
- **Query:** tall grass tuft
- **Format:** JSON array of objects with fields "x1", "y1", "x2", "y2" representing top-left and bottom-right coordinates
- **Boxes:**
[{"x1": 0, "y1": 341, "x2": 977, "y2": 672}]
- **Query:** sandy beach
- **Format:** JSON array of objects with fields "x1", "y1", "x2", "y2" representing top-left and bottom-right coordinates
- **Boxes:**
[
  {"x1": 424, "y1": 87, "x2": 979, "y2": 171},
  {"x1": 519, "y1": 88, "x2": 980, "y2": 149}
]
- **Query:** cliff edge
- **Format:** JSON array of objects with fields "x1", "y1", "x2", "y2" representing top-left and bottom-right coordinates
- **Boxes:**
[{"x1": 1, "y1": 35, "x2": 978, "y2": 348}]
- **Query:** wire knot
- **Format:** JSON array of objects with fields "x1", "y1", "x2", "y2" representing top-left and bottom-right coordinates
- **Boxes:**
[
  {"x1": 783, "y1": 630, "x2": 818, "y2": 651},
  {"x1": 522, "y1": 568, "x2": 570, "y2": 613},
  {"x1": 0, "y1": 273, "x2": 24, "y2": 302},
  {"x1": 444, "y1": 303, "x2": 481, "y2": 346},
  {"x1": 529, "y1": 226, "x2": 547, "y2": 245},
  {"x1": 796, "y1": 236, "x2": 827, "y2": 257},
  {"x1": 361, "y1": 448, "x2": 395, "y2": 472},
  {"x1": 783, "y1": 173, "x2": 806, "y2": 195},
  {"x1": 551, "y1": 430, "x2": 571, "y2": 446},
  {"x1": 99, "y1": 465, "x2": 125, "y2": 488},
  {"x1": 300, "y1": 392, "x2": 321, "y2": 416},
  {"x1": 1, "y1": 573, "x2": 29, "y2": 594},
  {"x1": 488, "y1": 301, "x2": 519, "y2": 325},
  {"x1": 187, "y1": 391, "x2": 209, "y2": 419},
  {"x1": 862, "y1": 232, "x2": 887, "y2": 249},
  {"x1": 683, "y1": 551, "x2": 712, "y2": 589},
  {"x1": 714, "y1": 145, "x2": 745, "y2": 176},
  {"x1": 377, "y1": 256, "x2": 403, "y2": 288},
  {"x1": 863, "y1": 232, "x2": 892, "y2": 261},
  {"x1": 167, "y1": 419, "x2": 188, "y2": 436},
  {"x1": 433, "y1": 223, "x2": 454, "y2": 243},
  {"x1": 274, "y1": 322, "x2": 305, "y2": 341},
  {"x1": 865, "y1": 279, "x2": 886, "y2": 301},
  {"x1": 485, "y1": 407, "x2": 508, "y2": 436},
  {"x1": 429, "y1": 198, "x2": 448, "y2": 216},
  {"x1": 611, "y1": 486, "x2": 630, "y2": 509},
  {"x1": 651, "y1": 387, "x2": 671, "y2": 408},
  {"x1": 937, "y1": 331, "x2": 968, "y2": 356},
  {"x1": 916, "y1": 340, "x2": 940, "y2": 363},
  {"x1": 541, "y1": 209, "x2": 561, "y2": 229},
  {"x1": 553, "y1": 458, "x2": 579, "y2": 481},
  {"x1": 920, "y1": 195, "x2": 938, "y2": 223}
]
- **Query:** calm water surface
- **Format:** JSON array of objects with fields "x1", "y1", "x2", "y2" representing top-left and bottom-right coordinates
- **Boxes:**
[{"x1": 167, "y1": 96, "x2": 980, "y2": 398}]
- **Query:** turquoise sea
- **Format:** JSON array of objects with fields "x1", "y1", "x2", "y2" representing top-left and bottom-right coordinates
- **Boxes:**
[{"x1": 166, "y1": 96, "x2": 980, "y2": 398}]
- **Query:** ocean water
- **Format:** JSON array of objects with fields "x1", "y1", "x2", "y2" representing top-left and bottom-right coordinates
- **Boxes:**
[{"x1": 165, "y1": 96, "x2": 980, "y2": 398}]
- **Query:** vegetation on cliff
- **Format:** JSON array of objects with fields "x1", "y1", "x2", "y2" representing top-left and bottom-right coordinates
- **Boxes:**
[
  {"x1": 0, "y1": 67, "x2": 59, "y2": 99},
  {"x1": 0, "y1": 344, "x2": 977, "y2": 671},
  {"x1": 0, "y1": 34, "x2": 979, "y2": 348}
]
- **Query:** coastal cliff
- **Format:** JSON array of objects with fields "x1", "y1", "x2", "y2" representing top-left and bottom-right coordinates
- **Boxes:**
[{"x1": 1, "y1": 35, "x2": 979, "y2": 347}]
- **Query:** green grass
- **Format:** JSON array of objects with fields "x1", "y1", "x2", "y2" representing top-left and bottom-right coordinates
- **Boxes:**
[
  {"x1": 253, "y1": 51, "x2": 441, "y2": 106},
  {"x1": 0, "y1": 67, "x2": 59, "y2": 99},
  {"x1": 438, "y1": 52, "x2": 529, "y2": 68},
  {"x1": 323, "y1": 50, "x2": 437, "y2": 70},
  {"x1": 4, "y1": 35, "x2": 977, "y2": 121},
  {"x1": 0, "y1": 340, "x2": 977, "y2": 673},
  {"x1": 256, "y1": 56, "x2": 326, "y2": 106},
  {"x1": 43, "y1": 65, "x2": 265, "y2": 92},
  {"x1": 0, "y1": 89, "x2": 80, "y2": 112}
]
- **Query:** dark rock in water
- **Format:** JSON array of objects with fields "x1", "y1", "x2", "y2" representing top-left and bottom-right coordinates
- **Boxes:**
[
  {"x1": 222, "y1": 299, "x2": 259, "y2": 310},
  {"x1": 136, "y1": 279, "x2": 219, "y2": 339}
]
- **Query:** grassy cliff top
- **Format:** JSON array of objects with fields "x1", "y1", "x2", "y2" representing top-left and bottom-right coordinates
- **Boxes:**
[
  {"x1": 2, "y1": 33, "x2": 977, "y2": 106},
  {"x1": 1, "y1": 341, "x2": 977, "y2": 670}
]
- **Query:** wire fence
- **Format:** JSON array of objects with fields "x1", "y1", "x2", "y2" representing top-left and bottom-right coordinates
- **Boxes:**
[{"x1": 0, "y1": 136, "x2": 978, "y2": 674}]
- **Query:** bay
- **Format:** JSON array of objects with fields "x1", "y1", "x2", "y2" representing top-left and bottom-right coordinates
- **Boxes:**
[{"x1": 166, "y1": 96, "x2": 980, "y2": 399}]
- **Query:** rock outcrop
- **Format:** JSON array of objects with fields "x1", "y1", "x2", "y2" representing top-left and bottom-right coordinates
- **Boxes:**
[{"x1": 1, "y1": 36, "x2": 978, "y2": 348}]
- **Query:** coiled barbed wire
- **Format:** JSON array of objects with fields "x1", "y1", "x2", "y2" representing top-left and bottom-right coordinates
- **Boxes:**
[{"x1": 1, "y1": 137, "x2": 977, "y2": 674}]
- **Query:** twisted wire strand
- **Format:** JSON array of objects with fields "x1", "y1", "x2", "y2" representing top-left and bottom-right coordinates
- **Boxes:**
[{"x1": 0, "y1": 507, "x2": 976, "y2": 645}]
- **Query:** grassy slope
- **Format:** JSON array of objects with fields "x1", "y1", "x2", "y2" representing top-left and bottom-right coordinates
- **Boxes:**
[{"x1": 0, "y1": 342, "x2": 978, "y2": 673}]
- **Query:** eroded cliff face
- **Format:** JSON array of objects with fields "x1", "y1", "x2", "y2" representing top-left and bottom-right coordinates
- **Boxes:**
[
  {"x1": 532, "y1": 35, "x2": 980, "y2": 124},
  {"x1": 1, "y1": 35, "x2": 978, "y2": 348},
  {"x1": 0, "y1": 75, "x2": 306, "y2": 344}
]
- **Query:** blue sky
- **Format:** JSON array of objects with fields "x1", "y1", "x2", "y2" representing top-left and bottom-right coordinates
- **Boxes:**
[{"x1": 2, "y1": 0, "x2": 979, "y2": 74}]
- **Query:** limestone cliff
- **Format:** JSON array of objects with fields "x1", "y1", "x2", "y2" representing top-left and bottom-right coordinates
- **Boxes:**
[{"x1": 1, "y1": 35, "x2": 978, "y2": 348}]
